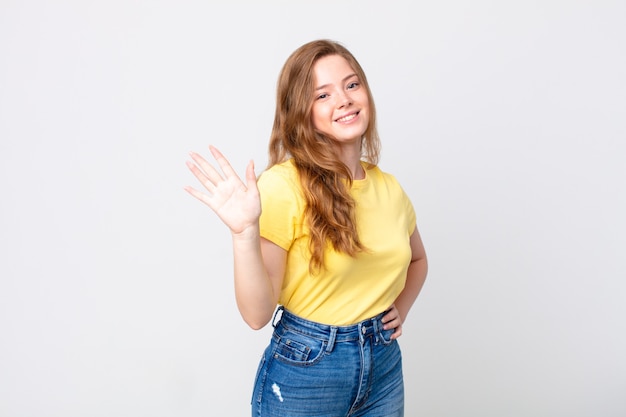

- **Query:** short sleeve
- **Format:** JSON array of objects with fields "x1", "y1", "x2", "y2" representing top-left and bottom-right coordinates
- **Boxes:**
[
  {"x1": 383, "y1": 171, "x2": 417, "y2": 235},
  {"x1": 257, "y1": 164, "x2": 304, "y2": 251},
  {"x1": 402, "y1": 187, "x2": 417, "y2": 234}
]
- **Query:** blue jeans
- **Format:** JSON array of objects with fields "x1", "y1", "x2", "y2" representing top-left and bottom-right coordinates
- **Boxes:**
[{"x1": 251, "y1": 307, "x2": 404, "y2": 416}]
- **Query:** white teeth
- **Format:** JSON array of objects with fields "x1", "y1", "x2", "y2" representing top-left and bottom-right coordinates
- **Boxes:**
[{"x1": 336, "y1": 113, "x2": 356, "y2": 123}]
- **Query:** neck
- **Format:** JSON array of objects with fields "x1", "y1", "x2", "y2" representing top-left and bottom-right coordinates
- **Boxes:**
[
  {"x1": 348, "y1": 160, "x2": 365, "y2": 180},
  {"x1": 334, "y1": 141, "x2": 364, "y2": 180}
]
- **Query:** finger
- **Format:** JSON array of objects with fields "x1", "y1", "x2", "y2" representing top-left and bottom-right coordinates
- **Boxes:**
[
  {"x1": 382, "y1": 305, "x2": 398, "y2": 324},
  {"x1": 383, "y1": 317, "x2": 401, "y2": 331},
  {"x1": 186, "y1": 160, "x2": 217, "y2": 194},
  {"x1": 183, "y1": 185, "x2": 217, "y2": 210},
  {"x1": 209, "y1": 145, "x2": 239, "y2": 179},
  {"x1": 245, "y1": 160, "x2": 258, "y2": 191},
  {"x1": 391, "y1": 325, "x2": 403, "y2": 340},
  {"x1": 189, "y1": 152, "x2": 224, "y2": 187}
]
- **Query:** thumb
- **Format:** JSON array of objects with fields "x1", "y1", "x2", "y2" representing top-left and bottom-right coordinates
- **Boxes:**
[{"x1": 245, "y1": 160, "x2": 258, "y2": 189}]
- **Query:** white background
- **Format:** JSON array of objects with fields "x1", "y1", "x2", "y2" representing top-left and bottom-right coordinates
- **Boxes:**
[{"x1": 1, "y1": 1, "x2": 625, "y2": 416}]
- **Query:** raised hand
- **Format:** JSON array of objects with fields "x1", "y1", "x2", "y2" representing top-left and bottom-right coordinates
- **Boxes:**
[{"x1": 185, "y1": 146, "x2": 261, "y2": 235}]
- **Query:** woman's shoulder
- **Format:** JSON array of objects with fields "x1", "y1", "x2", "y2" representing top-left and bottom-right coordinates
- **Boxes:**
[
  {"x1": 258, "y1": 159, "x2": 300, "y2": 191},
  {"x1": 264, "y1": 159, "x2": 297, "y2": 175},
  {"x1": 366, "y1": 164, "x2": 402, "y2": 187},
  {"x1": 260, "y1": 159, "x2": 296, "y2": 178}
]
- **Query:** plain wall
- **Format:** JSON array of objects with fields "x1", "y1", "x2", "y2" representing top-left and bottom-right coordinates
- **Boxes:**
[{"x1": 1, "y1": 1, "x2": 625, "y2": 416}]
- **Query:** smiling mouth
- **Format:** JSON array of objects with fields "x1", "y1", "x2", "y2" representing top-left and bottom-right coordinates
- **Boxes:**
[{"x1": 335, "y1": 111, "x2": 359, "y2": 123}]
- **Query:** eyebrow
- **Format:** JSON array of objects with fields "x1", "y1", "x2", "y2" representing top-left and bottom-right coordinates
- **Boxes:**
[{"x1": 315, "y1": 73, "x2": 358, "y2": 91}]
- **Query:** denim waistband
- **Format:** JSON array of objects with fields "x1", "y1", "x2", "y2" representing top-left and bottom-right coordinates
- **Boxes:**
[{"x1": 272, "y1": 306, "x2": 388, "y2": 351}]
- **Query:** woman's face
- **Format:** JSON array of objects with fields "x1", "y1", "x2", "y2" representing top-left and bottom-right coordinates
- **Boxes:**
[{"x1": 310, "y1": 54, "x2": 369, "y2": 145}]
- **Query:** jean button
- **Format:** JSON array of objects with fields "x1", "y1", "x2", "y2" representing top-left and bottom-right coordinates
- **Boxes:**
[{"x1": 361, "y1": 326, "x2": 367, "y2": 334}]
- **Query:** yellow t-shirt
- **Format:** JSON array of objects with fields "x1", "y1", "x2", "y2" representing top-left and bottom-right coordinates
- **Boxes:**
[{"x1": 258, "y1": 159, "x2": 416, "y2": 325}]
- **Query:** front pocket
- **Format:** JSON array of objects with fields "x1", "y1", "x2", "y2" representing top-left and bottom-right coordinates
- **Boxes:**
[
  {"x1": 277, "y1": 338, "x2": 311, "y2": 361},
  {"x1": 379, "y1": 326, "x2": 396, "y2": 345},
  {"x1": 273, "y1": 331, "x2": 326, "y2": 366}
]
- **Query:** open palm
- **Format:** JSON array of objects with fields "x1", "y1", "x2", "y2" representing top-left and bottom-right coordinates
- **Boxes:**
[{"x1": 185, "y1": 146, "x2": 261, "y2": 234}]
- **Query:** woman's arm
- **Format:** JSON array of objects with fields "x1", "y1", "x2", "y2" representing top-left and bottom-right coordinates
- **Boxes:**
[
  {"x1": 185, "y1": 146, "x2": 285, "y2": 329},
  {"x1": 232, "y1": 231, "x2": 286, "y2": 329},
  {"x1": 383, "y1": 226, "x2": 428, "y2": 339}
]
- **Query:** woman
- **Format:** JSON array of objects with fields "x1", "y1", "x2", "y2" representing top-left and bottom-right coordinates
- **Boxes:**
[{"x1": 185, "y1": 39, "x2": 427, "y2": 417}]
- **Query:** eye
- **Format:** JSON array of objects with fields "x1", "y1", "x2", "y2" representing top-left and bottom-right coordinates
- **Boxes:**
[
  {"x1": 347, "y1": 82, "x2": 359, "y2": 89},
  {"x1": 316, "y1": 93, "x2": 329, "y2": 100}
]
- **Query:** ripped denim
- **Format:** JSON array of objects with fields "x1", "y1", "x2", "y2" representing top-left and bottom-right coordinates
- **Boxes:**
[{"x1": 251, "y1": 307, "x2": 404, "y2": 417}]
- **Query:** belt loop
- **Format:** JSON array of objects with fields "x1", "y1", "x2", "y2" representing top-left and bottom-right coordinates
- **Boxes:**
[
  {"x1": 271, "y1": 305, "x2": 284, "y2": 328},
  {"x1": 373, "y1": 314, "x2": 382, "y2": 334},
  {"x1": 326, "y1": 326, "x2": 337, "y2": 353},
  {"x1": 358, "y1": 323, "x2": 365, "y2": 345}
]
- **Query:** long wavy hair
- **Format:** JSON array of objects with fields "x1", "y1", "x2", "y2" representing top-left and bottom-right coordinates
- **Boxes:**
[{"x1": 267, "y1": 39, "x2": 381, "y2": 273}]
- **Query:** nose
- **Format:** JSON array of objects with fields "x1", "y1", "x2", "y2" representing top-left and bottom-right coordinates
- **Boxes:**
[{"x1": 337, "y1": 91, "x2": 352, "y2": 108}]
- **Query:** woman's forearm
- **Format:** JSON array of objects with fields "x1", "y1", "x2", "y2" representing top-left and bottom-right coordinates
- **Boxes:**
[
  {"x1": 395, "y1": 257, "x2": 428, "y2": 323},
  {"x1": 231, "y1": 225, "x2": 280, "y2": 330}
]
